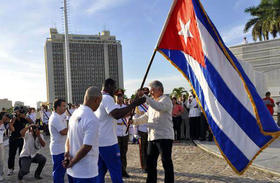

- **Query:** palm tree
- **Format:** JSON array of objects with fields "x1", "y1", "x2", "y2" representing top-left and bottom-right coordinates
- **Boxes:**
[
  {"x1": 244, "y1": 0, "x2": 280, "y2": 41},
  {"x1": 171, "y1": 87, "x2": 187, "y2": 99}
]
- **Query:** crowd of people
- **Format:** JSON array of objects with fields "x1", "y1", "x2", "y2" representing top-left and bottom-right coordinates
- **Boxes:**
[
  {"x1": 0, "y1": 78, "x2": 279, "y2": 183},
  {"x1": 171, "y1": 90, "x2": 213, "y2": 142},
  {"x1": 0, "y1": 78, "x2": 176, "y2": 183}
]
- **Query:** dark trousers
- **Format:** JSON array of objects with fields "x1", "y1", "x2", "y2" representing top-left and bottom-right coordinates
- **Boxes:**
[
  {"x1": 43, "y1": 123, "x2": 49, "y2": 135},
  {"x1": 199, "y1": 114, "x2": 208, "y2": 139},
  {"x1": 117, "y1": 135, "x2": 129, "y2": 173},
  {"x1": 146, "y1": 139, "x2": 174, "y2": 183},
  {"x1": 189, "y1": 117, "x2": 201, "y2": 140},
  {"x1": 18, "y1": 153, "x2": 46, "y2": 178},
  {"x1": 172, "y1": 116, "x2": 182, "y2": 140},
  {"x1": 8, "y1": 137, "x2": 23, "y2": 169},
  {"x1": 138, "y1": 131, "x2": 148, "y2": 170}
]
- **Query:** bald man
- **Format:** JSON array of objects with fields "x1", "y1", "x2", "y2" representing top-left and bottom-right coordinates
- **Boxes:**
[{"x1": 64, "y1": 86, "x2": 102, "y2": 183}]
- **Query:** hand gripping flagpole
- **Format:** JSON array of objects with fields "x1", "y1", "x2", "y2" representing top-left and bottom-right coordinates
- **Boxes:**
[{"x1": 125, "y1": 0, "x2": 178, "y2": 134}]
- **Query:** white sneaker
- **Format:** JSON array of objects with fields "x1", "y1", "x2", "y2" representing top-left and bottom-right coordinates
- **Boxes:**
[
  {"x1": 7, "y1": 169, "x2": 13, "y2": 176},
  {"x1": 0, "y1": 175, "x2": 3, "y2": 181}
]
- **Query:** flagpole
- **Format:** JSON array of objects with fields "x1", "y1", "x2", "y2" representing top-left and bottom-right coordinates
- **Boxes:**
[
  {"x1": 125, "y1": 0, "x2": 178, "y2": 133},
  {"x1": 140, "y1": 0, "x2": 177, "y2": 88}
]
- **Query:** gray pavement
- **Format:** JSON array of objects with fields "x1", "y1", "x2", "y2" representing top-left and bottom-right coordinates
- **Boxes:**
[
  {"x1": 1, "y1": 137, "x2": 280, "y2": 182},
  {"x1": 195, "y1": 138, "x2": 280, "y2": 175}
]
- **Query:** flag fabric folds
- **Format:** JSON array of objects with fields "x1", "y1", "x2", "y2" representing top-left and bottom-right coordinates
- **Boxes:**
[{"x1": 157, "y1": 0, "x2": 280, "y2": 174}]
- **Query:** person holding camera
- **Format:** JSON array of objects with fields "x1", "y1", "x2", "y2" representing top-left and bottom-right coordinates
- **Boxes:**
[
  {"x1": 7, "y1": 106, "x2": 33, "y2": 176},
  {"x1": 18, "y1": 124, "x2": 46, "y2": 180},
  {"x1": 0, "y1": 112, "x2": 13, "y2": 181},
  {"x1": 49, "y1": 99, "x2": 68, "y2": 183}
]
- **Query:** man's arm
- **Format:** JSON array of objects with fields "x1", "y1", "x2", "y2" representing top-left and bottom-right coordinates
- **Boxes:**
[
  {"x1": 145, "y1": 96, "x2": 172, "y2": 112},
  {"x1": 37, "y1": 133, "x2": 46, "y2": 147},
  {"x1": 59, "y1": 128, "x2": 68, "y2": 136},
  {"x1": 66, "y1": 144, "x2": 92, "y2": 168},
  {"x1": 20, "y1": 125, "x2": 30, "y2": 137},
  {"x1": 109, "y1": 98, "x2": 146, "y2": 120},
  {"x1": 9, "y1": 118, "x2": 16, "y2": 132}
]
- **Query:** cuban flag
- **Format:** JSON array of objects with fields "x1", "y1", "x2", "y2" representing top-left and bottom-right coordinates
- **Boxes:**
[{"x1": 157, "y1": 0, "x2": 280, "y2": 174}]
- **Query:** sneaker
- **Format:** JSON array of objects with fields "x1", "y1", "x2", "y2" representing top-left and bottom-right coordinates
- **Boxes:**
[
  {"x1": 0, "y1": 175, "x2": 3, "y2": 181},
  {"x1": 7, "y1": 169, "x2": 13, "y2": 176}
]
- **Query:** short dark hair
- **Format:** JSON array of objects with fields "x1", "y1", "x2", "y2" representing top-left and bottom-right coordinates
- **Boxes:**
[
  {"x1": 53, "y1": 99, "x2": 66, "y2": 110},
  {"x1": 103, "y1": 78, "x2": 116, "y2": 89},
  {"x1": 265, "y1": 91, "x2": 271, "y2": 96}
]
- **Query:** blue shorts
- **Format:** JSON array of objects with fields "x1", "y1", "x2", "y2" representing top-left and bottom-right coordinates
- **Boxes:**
[
  {"x1": 68, "y1": 175, "x2": 97, "y2": 183},
  {"x1": 97, "y1": 143, "x2": 123, "y2": 183}
]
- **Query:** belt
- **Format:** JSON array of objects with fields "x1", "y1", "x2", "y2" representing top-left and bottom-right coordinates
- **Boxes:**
[{"x1": 117, "y1": 123, "x2": 124, "y2": 126}]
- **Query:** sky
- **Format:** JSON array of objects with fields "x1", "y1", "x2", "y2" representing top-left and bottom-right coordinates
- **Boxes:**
[{"x1": 0, "y1": 0, "x2": 260, "y2": 107}]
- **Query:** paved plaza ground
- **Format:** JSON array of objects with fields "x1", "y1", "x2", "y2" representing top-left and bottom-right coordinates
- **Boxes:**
[{"x1": 2, "y1": 137, "x2": 280, "y2": 183}]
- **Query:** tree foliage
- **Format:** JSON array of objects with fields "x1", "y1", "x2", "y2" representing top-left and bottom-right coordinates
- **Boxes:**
[{"x1": 244, "y1": 0, "x2": 280, "y2": 41}]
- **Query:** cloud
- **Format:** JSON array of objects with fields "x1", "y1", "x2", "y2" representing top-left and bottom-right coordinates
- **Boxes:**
[
  {"x1": 86, "y1": 0, "x2": 129, "y2": 15},
  {"x1": 221, "y1": 24, "x2": 250, "y2": 46}
]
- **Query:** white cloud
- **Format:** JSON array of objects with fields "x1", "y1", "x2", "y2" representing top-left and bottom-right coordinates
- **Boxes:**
[
  {"x1": 86, "y1": 0, "x2": 129, "y2": 15},
  {"x1": 221, "y1": 24, "x2": 250, "y2": 46}
]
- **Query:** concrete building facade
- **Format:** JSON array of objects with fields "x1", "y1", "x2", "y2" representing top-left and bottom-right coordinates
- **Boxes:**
[
  {"x1": 14, "y1": 101, "x2": 24, "y2": 107},
  {"x1": 45, "y1": 28, "x2": 124, "y2": 104},
  {"x1": 230, "y1": 38, "x2": 280, "y2": 98},
  {"x1": 0, "y1": 99, "x2": 12, "y2": 111}
]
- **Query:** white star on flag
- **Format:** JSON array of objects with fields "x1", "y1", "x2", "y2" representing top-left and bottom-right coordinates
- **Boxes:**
[{"x1": 178, "y1": 19, "x2": 193, "y2": 45}]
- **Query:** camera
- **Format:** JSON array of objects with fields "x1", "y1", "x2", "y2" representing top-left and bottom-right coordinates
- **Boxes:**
[{"x1": 30, "y1": 125, "x2": 39, "y2": 135}]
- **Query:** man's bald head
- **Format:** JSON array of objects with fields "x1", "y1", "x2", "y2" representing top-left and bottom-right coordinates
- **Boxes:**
[{"x1": 83, "y1": 86, "x2": 102, "y2": 111}]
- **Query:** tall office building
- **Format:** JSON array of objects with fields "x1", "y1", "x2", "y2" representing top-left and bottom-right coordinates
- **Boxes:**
[{"x1": 45, "y1": 28, "x2": 124, "y2": 104}]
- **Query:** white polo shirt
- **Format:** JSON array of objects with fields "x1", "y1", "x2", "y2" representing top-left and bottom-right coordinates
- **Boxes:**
[
  {"x1": 115, "y1": 104, "x2": 128, "y2": 137},
  {"x1": 95, "y1": 94, "x2": 118, "y2": 147},
  {"x1": 49, "y1": 112, "x2": 67, "y2": 155},
  {"x1": 67, "y1": 105, "x2": 99, "y2": 179}
]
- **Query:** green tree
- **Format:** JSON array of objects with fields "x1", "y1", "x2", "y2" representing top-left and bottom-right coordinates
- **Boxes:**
[
  {"x1": 171, "y1": 87, "x2": 187, "y2": 99},
  {"x1": 244, "y1": 0, "x2": 280, "y2": 41}
]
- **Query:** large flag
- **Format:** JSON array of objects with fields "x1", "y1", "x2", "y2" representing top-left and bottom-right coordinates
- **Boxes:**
[{"x1": 157, "y1": 0, "x2": 280, "y2": 174}]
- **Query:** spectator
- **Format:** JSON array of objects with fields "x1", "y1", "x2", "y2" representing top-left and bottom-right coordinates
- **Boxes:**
[
  {"x1": 0, "y1": 112, "x2": 12, "y2": 181},
  {"x1": 8, "y1": 106, "x2": 33, "y2": 176},
  {"x1": 172, "y1": 97, "x2": 183, "y2": 140},
  {"x1": 64, "y1": 86, "x2": 102, "y2": 183},
  {"x1": 115, "y1": 89, "x2": 130, "y2": 178},
  {"x1": 276, "y1": 98, "x2": 280, "y2": 126},
  {"x1": 263, "y1": 91, "x2": 275, "y2": 116},
  {"x1": 28, "y1": 108, "x2": 36, "y2": 123},
  {"x1": 180, "y1": 95, "x2": 190, "y2": 140},
  {"x1": 187, "y1": 90, "x2": 201, "y2": 140},
  {"x1": 49, "y1": 99, "x2": 68, "y2": 183},
  {"x1": 41, "y1": 105, "x2": 51, "y2": 135},
  {"x1": 18, "y1": 124, "x2": 46, "y2": 180}
]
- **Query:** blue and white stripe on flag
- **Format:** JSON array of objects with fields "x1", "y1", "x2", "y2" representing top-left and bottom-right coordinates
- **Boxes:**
[{"x1": 157, "y1": 0, "x2": 280, "y2": 174}]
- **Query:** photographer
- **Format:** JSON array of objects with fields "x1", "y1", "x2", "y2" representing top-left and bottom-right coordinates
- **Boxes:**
[
  {"x1": 0, "y1": 112, "x2": 12, "y2": 181},
  {"x1": 7, "y1": 106, "x2": 33, "y2": 176},
  {"x1": 18, "y1": 124, "x2": 46, "y2": 180}
]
